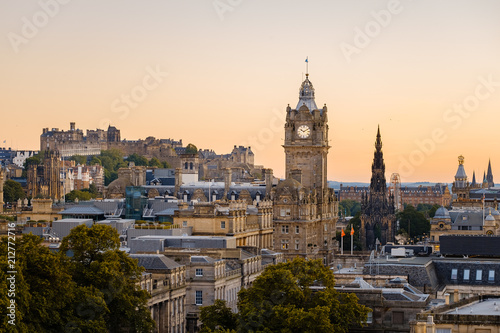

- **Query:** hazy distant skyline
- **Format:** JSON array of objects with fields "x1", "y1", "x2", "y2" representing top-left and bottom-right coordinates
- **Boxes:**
[{"x1": 1, "y1": 1, "x2": 500, "y2": 183}]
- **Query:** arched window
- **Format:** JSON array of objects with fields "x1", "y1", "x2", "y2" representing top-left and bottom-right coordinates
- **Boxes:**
[
  {"x1": 184, "y1": 162, "x2": 188, "y2": 169},
  {"x1": 190, "y1": 162, "x2": 193, "y2": 170}
]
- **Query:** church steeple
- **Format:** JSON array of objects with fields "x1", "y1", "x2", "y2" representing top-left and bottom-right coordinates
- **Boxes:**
[{"x1": 471, "y1": 171, "x2": 476, "y2": 186}]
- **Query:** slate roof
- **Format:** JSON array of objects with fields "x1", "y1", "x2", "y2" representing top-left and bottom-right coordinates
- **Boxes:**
[
  {"x1": 449, "y1": 210, "x2": 484, "y2": 227},
  {"x1": 130, "y1": 254, "x2": 181, "y2": 270},
  {"x1": 191, "y1": 256, "x2": 216, "y2": 263},
  {"x1": 60, "y1": 206, "x2": 105, "y2": 215}
]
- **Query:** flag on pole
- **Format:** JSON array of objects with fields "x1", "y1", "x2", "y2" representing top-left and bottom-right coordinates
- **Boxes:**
[
  {"x1": 350, "y1": 226, "x2": 354, "y2": 236},
  {"x1": 341, "y1": 228, "x2": 345, "y2": 237},
  {"x1": 305, "y1": 57, "x2": 308, "y2": 63}
]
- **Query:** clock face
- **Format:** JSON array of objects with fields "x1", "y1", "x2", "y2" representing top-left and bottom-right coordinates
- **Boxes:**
[{"x1": 297, "y1": 125, "x2": 310, "y2": 139}]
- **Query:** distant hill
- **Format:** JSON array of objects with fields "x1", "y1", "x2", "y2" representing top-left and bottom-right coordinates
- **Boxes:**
[{"x1": 328, "y1": 181, "x2": 448, "y2": 190}]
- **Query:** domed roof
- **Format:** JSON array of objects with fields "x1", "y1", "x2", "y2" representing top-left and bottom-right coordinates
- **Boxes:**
[
  {"x1": 434, "y1": 206, "x2": 450, "y2": 218},
  {"x1": 296, "y1": 74, "x2": 318, "y2": 111},
  {"x1": 492, "y1": 209, "x2": 500, "y2": 216},
  {"x1": 485, "y1": 213, "x2": 495, "y2": 222}
]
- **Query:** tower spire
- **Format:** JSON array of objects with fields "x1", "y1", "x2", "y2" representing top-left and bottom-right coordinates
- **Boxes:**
[{"x1": 487, "y1": 158, "x2": 494, "y2": 187}]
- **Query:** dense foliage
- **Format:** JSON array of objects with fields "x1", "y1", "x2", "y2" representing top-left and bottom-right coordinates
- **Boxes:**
[
  {"x1": 3, "y1": 180, "x2": 25, "y2": 203},
  {"x1": 185, "y1": 143, "x2": 198, "y2": 154},
  {"x1": 200, "y1": 257, "x2": 369, "y2": 333},
  {"x1": 0, "y1": 225, "x2": 154, "y2": 332},
  {"x1": 397, "y1": 204, "x2": 431, "y2": 240},
  {"x1": 338, "y1": 199, "x2": 361, "y2": 217}
]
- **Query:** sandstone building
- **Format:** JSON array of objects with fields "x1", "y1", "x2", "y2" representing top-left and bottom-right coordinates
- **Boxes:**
[{"x1": 271, "y1": 73, "x2": 338, "y2": 264}]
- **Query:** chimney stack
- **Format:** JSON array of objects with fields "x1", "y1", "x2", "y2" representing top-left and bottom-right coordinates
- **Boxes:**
[
  {"x1": 224, "y1": 168, "x2": 232, "y2": 199},
  {"x1": 264, "y1": 168, "x2": 273, "y2": 196}
]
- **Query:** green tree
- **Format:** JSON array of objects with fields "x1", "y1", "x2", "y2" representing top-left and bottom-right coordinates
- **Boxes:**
[
  {"x1": 237, "y1": 257, "x2": 369, "y2": 333},
  {"x1": 338, "y1": 199, "x2": 361, "y2": 217},
  {"x1": 69, "y1": 155, "x2": 87, "y2": 165},
  {"x1": 3, "y1": 179, "x2": 25, "y2": 203},
  {"x1": 185, "y1": 143, "x2": 198, "y2": 154},
  {"x1": 200, "y1": 300, "x2": 238, "y2": 333},
  {"x1": 100, "y1": 149, "x2": 126, "y2": 185},
  {"x1": 428, "y1": 204, "x2": 440, "y2": 218},
  {"x1": 22, "y1": 151, "x2": 46, "y2": 178},
  {"x1": 0, "y1": 234, "x2": 108, "y2": 332},
  {"x1": 127, "y1": 153, "x2": 148, "y2": 166},
  {"x1": 60, "y1": 224, "x2": 155, "y2": 332},
  {"x1": 89, "y1": 156, "x2": 102, "y2": 165},
  {"x1": 162, "y1": 161, "x2": 171, "y2": 168},
  {"x1": 397, "y1": 205, "x2": 430, "y2": 240},
  {"x1": 148, "y1": 157, "x2": 163, "y2": 168},
  {"x1": 65, "y1": 190, "x2": 93, "y2": 202}
]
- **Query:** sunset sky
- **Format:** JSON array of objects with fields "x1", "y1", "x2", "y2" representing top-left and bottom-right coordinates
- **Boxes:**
[{"x1": 1, "y1": 1, "x2": 500, "y2": 183}]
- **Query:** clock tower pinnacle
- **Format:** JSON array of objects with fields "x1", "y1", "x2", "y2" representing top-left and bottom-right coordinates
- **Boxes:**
[{"x1": 283, "y1": 74, "x2": 329, "y2": 193}]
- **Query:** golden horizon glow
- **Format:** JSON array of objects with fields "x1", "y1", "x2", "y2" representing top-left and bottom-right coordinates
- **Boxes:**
[{"x1": 1, "y1": 1, "x2": 500, "y2": 184}]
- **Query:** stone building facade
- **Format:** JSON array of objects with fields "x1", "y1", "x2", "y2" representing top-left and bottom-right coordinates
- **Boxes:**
[
  {"x1": 272, "y1": 73, "x2": 338, "y2": 264},
  {"x1": 27, "y1": 150, "x2": 62, "y2": 200},
  {"x1": 173, "y1": 199, "x2": 273, "y2": 249},
  {"x1": 131, "y1": 254, "x2": 187, "y2": 333}
]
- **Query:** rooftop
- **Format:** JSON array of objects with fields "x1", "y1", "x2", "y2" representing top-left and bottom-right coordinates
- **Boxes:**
[{"x1": 444, "y1": 298, "x2": 500, "y2": 316}]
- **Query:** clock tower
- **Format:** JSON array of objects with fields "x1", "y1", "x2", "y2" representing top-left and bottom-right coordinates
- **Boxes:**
[
  {"x1": 283, "y1": 73, "x2": 329, "y2": 193},
  {"x1": 272, "y1": 72, "x2": 337, "y2": 264}
]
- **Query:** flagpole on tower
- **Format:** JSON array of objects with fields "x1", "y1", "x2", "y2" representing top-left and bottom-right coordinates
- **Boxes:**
[{"x1": 305, "y1": 56, "x2": 309, "y2": 75}]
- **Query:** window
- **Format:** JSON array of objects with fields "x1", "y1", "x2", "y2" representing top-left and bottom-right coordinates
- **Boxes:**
[
  {"x1": 392, "y1": 311, "x2": 404, "y2": 325},
  {"x1": 281, "y1": 225, "x2": 289, "y2": 234},
  {"x1": 195, "y1": 291, "x2": 203, "y2": 305},
  {"x1": 476, "y1": 270, "x2": 482, "y2": 281},
  {"x1": 464, "y1": 269, "x2": 470, "y2": 281},
  {"x1": 195, "y1": 269, "x2": 203, "y2": 277},
  {"x1": 436, "y1": 329, "x2": 451, "y2": 333},
  {"x1": 220, "y1": 221, "x2": 226, "y2": 229},
  {"x1": 295, "y1": 239, "x2": 300, "y2": 250},
  {"x1": 489, "y1": 270, "x2": 495, "y2": 282},
  {"x1": 295, "y1": 226, "x2": 300, "y2": 234},
  {"x1": 364, "y1": 311, "x2": 373, "y2": 324},
  {"x1": 281, "y1": 239, "x2": 289, "y2": 250},
  {"x1": 182, "y1": 221, "x2": 188, "y2": 227},
  {"x1": 324, "y1": 224, "x2": 328, "y2": 232},
  {"x1": 451, "y1": 269, "x2": 458, "y2": 280}
]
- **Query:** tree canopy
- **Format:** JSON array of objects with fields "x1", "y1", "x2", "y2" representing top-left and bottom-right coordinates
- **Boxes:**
[
  {"x1": 185, "y1": 143, "x2": 198, "y2": 154},
  {"x1": 201, "y1": 257, "x2": 369, "y2": 333},
  {"x1": 397, "y1": 205, "x2": 431, "y2": 240},
  {"x1": 127, "y1": 153, "x2": 148, "y2": 167},
  {"x1": 338, "y1": 199, "x2": 361, "y2": 217},
  {"x1": 0, "y1": 225, "x2": 154, "y2": 332},
  {"x1": 69, "y1": 155, "x2": 87, "y2": 165},
  {"x1": 3, "y1": 179, "x2": 25, "y2": 203}
]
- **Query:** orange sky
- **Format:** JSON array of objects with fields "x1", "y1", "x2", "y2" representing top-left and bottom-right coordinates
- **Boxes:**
[{"x1": 1, "y1": 1, "x2": 500, "y2": 183}]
